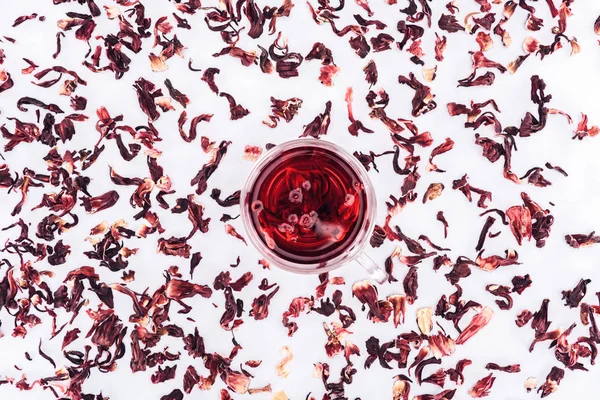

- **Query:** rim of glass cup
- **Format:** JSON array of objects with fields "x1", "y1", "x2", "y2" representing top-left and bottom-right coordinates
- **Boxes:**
[{"x1": 240, "y1": 138, "x2": 377, "y2": 274}]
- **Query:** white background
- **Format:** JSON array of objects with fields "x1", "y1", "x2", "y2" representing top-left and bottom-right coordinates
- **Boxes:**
[{"x1": 1, "y1": 0, "x2": 600, "y2": 399}]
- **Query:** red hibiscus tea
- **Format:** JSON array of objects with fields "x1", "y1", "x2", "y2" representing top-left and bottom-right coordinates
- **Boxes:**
[{"x1": 243, "y1": 143, "x2": 369, "y2": 266}]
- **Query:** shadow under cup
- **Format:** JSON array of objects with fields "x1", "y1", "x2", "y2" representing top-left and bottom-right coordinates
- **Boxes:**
[{"x1": 240, "y1": 139, "x2": 377, "y2": 275}]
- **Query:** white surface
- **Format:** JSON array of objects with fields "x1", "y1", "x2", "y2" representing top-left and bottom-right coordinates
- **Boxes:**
[{"x1": 0, "y1": 0, "x2": 600, "y2": 399}]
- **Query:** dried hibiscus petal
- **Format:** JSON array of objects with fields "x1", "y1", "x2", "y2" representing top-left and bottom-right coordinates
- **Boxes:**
[
  {"x1": 486, "y1": 284, "x2": 513, "y2": 310},
  {"x1": 438, "y1": 14, "x2": 464, "y2": 32},
  {"x1": 178, "y1": 111, "x2": 213, "y2": 143},
  {"x1": 485, "y1": 363, "x2": 520, "y2": 373},
  {"x1": 447, "y1": 359, "x2": 471, "y2": 385},
  {"x1": 398, "y1": 73, "x2": 437, "y2": 117},
  {"x1": 363, "y1": 60, "x2": 378, "y2": 87},
  {"x1": 434, "y1": 33, "x2": 447, "y2": 61},
  {"x1": 353, "y1": 280, "x2": 386, "y2": 320},
  {"x1": 565, "y1": 232, "x2": 600, "y2": 248},
  {"x1": 476, "y1": 249, "x2": 519, "y2": 271},
  {"x1": 220, "y1": 92, "x2": 250, "y2": 120},
  {"x1": 164, "y1": 79, "x2": 190, "y2": 108},
  {"x1": 133, "y1": 78, "x2": 162, "y2": 121},
  {"x1": 80, "y1": 190, "x2": 120, "y2": 214},
  {"x1": 511, "y1": 274, "x2": 532, "y2": 294},
  {"x1": 456, "y1": 307, "x2": 493, "y2": 345},
  {"x1": 190, "y1": 140, "x2": 231, "y2": 195},
  {"x1": 427, "y1": 138, "x2": 454, "y2": 172},
  {"x1": 301, "y1": 101, "x2": 332, "y2": 138},
  {"x1": 345, "y1": 87, "x2": 374, "y2": 136},
  {"x1": 263, "y1": 97, "x2": 302, "y2": 128},
  {"x1": 201, "y1": 67, "x2": 220, "y2": 94},
  {"x1": 151, "y1": 365, "x2": 177, "y2": 383},
  {"x1": 538, "y1": 367, "x2": 564, "y2": 398},
  {"x1": 250, "y1": 286, "x2": 279, "y2": 320},
  {"x1": 562, "y1": 278, "x2": 591, "y2": 308},
  {"x1": 166, "y1": 278, "x2": 212, "y2": 300},
  {"x1": 468, "y1": 373, "x2": 495, "y2": 398},
  {"x1": 506, "y1": 205, "x2": 532, "y2": 245},
  {"x1": 573, "y1": 113, "x2": 599, "y2": 140},
  {"x1": 423, "y1": 183, "x2": 444, "y2": 203},
  {"x1": 452, "y1": 174, "x2": 492, "y2": 208}
]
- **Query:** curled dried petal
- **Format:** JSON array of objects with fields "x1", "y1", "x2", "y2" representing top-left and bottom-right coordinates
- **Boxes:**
[{"x1": 276, "y1": 346, "x2": 293, "y2": 378}]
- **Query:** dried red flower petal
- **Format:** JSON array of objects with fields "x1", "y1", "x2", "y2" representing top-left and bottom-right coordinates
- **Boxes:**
[
  {"x1": 446, "y1": 359, "x2": 471, "y2": 385},
  {"x1": 532, "y1": 298, "x2": 552, "y2": 336},
  {"x1": 164, "y1": 79, "x2": 190, "y2": 108},
  {"x1": 178, "y1": 111, "x2": 213, "y2": 143},
  {"x1": 562, "y1": 278, "x2": 591, "y2": 308},
  {"x1": 573, "y1": 113, "x2": 600, "y2": 140},
  {"x1": 58, "y1": 326, "x2": 81, "y2": 350},
  {"x1": 438, "y1": 14, "x2": 464, "y2": 32},
  {"x1": 486, "y1": 284, "x2": 513, "y2": 310},
  {"x1": 250, "y1": 286, "x2": 279, "y2": 320},
  {"x1": 565, "y1": 232, "x2": 600, "y2": 248},
  {"x1": 353, "y1": 280, "x2": 387, "y2": 320},
  {"x1": 345, "y1": 87, "x2": 374, "y2": 136},
  {"x1": 413, "y1": 390, "x2": 456, "y2": 400},
  {"x1": 151, "y1": 365, "x2": 177, "y2": 383},
  {"x1": 506, "y1": 205, "x2": 532, "y2": 245},
  {"x1": 437, "y1": 211, "x2": 449, "y2": 238},
  {"x1": 81, "y1": 190, "x2": 120, "y2": 214},
  {"x1": 511, "y1": 274, "x2": 532, "y2": 294},
  {"x1": 213, "y1": 46, "x2": 257, "y2": 66},
  {"x1": 161, "y1": 389, "x2": 183, "y2": 400},
  {"x1": 184, "y1": 366, "x2": 200, "y2": 394},
  {"x1": 263, "y1": 97, "x2": 302, "y2": 128},
  {"x1": 422, "y1": 368, "x2": 446, "y2": 388},
  {"x1": 476, "y1": 249, "x2": 519, "y2": 271},
  {"x1": 191, "y1": 140, "x2": 231, "y2": 195},
  {"x1": 363, "y1": 60, "x2": 378, "y2": 87},
  {"x1": 538, "y1": 367, "x2": 564, "y2": 398},
  {"x1": 225, "y1": 224, "x2": 247, "y2": 245},
  {"x1": 485, "y1": 363, "x2": 521, "y2": 373},
  {"x1": 427, "y1": 138, "x2": 454, "y2": 172},
  {"x1": 452, "y1": 174, "x2": 492, "y2": 208},
  {"x1": 468, "y1": 373, "x2": 495, "y2": 398},
  {"x1": 301, "y1": 101, "x2": 332, "y2": 138},
  {"x1": 476, "y1": 32, "x2": 494, "y2": 51},
  {"x1": 456, "y1": 307, "x2": 493, "y2": 345},
  {"x1": 133, "y1": 78, "x2": 162, "y2": 121},
  {"x1": 220, "y1": 92, "x2": 250, "y2": 120},
  {"x1": 165, "y1": 278, "x2": 212, "y2": 300},
  {"x1": 349, "y1": 35, "x2": 371, "y2": 58},
  {"x1": 398, "y1": 73, "x2": 437, "y2": 117},
  {"x1": 434, "y1": 33, "x2": 447, "y2": 61}
]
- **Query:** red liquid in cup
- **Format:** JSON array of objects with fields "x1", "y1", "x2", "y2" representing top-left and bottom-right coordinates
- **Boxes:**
[{"x1": 247, "y1": 145, "x2": 367, "y2": 265}]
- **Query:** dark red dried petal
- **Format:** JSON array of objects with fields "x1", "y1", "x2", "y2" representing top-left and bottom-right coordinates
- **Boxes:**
[
  {"x1": 438, "y1": 14, "x2": 464, "y2": 32},
  {"x1": 300, "y1": 101, "x2": 332, "y2": 139},
  {"x1": 468, "y1": 373, "x2": 496, "y2": 398},
  {"x1": 562, "y1": 279, "x2": 591, "y2": 308}
]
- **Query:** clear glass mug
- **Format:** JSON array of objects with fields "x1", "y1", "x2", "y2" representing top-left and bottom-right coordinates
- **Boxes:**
[{"x1": 240, "y1": 139, "x2": 388, "y2": 283}]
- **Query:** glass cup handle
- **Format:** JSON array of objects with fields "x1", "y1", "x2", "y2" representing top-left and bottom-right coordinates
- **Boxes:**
[{"x1": 356, "y1": 253, "x2": 388, "y2": 284}]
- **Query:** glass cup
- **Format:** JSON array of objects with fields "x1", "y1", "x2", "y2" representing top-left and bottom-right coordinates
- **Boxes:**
[{"x1": 240, "y1": 139, "x2": 387, "y2": 283}]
